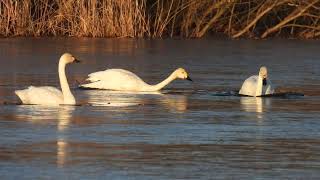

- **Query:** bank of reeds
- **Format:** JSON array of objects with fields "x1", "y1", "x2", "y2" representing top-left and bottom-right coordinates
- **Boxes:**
[{"x1": 1, "y1": 0, "x2": 320, "y2": 39}]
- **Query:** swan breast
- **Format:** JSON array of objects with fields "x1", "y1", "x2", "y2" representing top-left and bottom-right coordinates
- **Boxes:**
[{"x1": 239, "y1": 75, "x2": 259, "y2": 96}]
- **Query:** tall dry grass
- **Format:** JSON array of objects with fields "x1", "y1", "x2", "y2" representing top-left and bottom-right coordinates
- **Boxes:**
[
  {"x1": 0, "y1": 0, "x2": 148, "y2": 37},
  {"x1": 1, "y1": 0, "x2": 320, "y2": 39}
]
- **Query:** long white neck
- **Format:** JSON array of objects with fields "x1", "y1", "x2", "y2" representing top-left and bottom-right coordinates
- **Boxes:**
[
  {"x1": 147, "y1": 72, "x2": 177, "y2": 91},
  {"x1": 58, "y1": 60, "x2": 76, "y2": 105},
  {"x1": 255, "y1": 76, "x2": 263, "y2": 97}
]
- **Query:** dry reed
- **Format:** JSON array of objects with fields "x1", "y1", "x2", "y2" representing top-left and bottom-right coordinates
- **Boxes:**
[{"x1": 1, "y1": 0, "x2": 320, "y2": 39}]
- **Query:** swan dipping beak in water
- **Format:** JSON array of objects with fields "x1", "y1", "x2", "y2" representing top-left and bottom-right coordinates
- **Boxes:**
[
  {"x1": 239, "y1": 66, "x2": 275, "y2": 97},
  {"x1": 80, "y1": 67, "x2": 193, "y2": 91},
  {"x1": 15, "y1": 53, "x2": 80, "y2": 105}
]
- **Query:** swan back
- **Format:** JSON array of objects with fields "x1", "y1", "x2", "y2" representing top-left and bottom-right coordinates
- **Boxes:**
[
  {"x1": 87, "y1": 69, "x2": 142, "y2": 82},
  {"x1": 81, "y1": 69, "x2": 149, "y2": 90}
]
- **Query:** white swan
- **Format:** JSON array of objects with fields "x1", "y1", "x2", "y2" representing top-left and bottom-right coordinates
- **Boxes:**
[
  {"x1": 239, "y1": 66, "x2": 274, "y2": 97},
  {"x1": 15, "y1": 53, "x2": 80, "y2": 105},
  {"x1": 80, "y1": 68, "x2": 192, "y2": 91}
]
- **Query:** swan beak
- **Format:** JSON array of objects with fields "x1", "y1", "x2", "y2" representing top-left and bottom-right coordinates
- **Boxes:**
[
  {"x1": 186, "y1": 76, "x2": 193, "y2": 82},
  {"x1": 74, "y1": 59, "x2": 81, "y2": 63},
  {"x1": 263, "y1": 78, "x2": 267, "y2": 86}
]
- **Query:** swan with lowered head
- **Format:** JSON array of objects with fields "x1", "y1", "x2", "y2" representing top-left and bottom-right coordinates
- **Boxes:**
[
  {"x1": 15, "y1": 53, "x2": 80, "y2": 105},
  {"x1": 239, "y1": 66, "x2": 274, "y2": 97},
  {"x1": 80, "y1": 68, "x2": 192, "y2": 91}
]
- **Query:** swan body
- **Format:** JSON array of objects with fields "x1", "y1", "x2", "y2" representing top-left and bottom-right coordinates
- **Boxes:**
[
  {"x1": 239, "y1": 66, "x2": 274, "y2": 97},
  {"x1": 15, "y1": 53, "x2": 80, "y2": 105},
  {"x1": 15, "y1": 86, "x2": 64, "y2": 105},
  {"x1": 80, "y1": 68, "x2": 192, "y2": 91}
]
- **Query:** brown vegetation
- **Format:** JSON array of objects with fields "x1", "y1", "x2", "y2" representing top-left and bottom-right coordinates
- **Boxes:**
[{"x1": 1, "y1": 0, "x2": 320, "y2": 39}]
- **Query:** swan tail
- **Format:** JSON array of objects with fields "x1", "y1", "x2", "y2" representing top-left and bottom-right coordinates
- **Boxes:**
[
  {"x1": 86, "y1": 76, "x2": 99, "y2": 82},
  {"x1": 79, "y1": 81, "x2": 105, "y2": 90},
  {"x1": 86, "y1": 71, "x2": 106, "y2": 82},
  {"x1": 15, "y1": 89, "x2": 29, "y2": 104},
  {"x1": 78, "y1": 84, "x2": 100, "y2": 90}
]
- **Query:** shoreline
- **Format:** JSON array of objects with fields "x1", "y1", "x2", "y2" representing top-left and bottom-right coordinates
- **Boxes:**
[{"x1": 0, "y1": 35, "x2": 319, "y2": 41}]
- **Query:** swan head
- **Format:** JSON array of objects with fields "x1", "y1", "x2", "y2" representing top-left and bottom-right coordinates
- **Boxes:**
[
  {"x1": 60, "y1": 53, "x2": 80, "y2": 64},
  {"x1": 174, "y1": 68, "x2": 192, "y2": 81},
  {"x1": 259, "y1": 66, "x2": 268, "y2": 85}
]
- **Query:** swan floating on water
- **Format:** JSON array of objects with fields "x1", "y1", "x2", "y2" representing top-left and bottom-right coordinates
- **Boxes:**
[
  {"x1": 15, "y1": 53, "x2": 80, "y2": 105},
  {"x1": 239, "y1": 66, "x2": 274, "y2": 97},
  {"x1": 80, "y1": 68, "x2": 192, "y2": 91}
]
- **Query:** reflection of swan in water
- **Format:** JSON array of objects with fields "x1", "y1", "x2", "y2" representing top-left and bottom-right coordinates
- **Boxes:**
[
  {"x1": 83, "y1": 90, "x2": 188, "y2": 112},
  {"x1": 14, "y1": 105, "x2": 74, "y2": 167},
  {"x1": 56, "y1": 106, "x2": 74, "y2": 167},
  {"x1": 80, "y1": 68, "x2": 192, "y2": 91},
  {"x1": 57, "y1": 139, "x2": 68, "y2": 168},
  {"x1": 158, "y1": 94, "x2": 188, "y2": 113},
  {"x1": 14, "y1": 105, "x2": 74, "y2": 124},
  {"x1": 83, "y1": 90, "x2": 147, "y2": 107},
  {"x1": 240, "y1": 97, "x2": 271, "y2": 119},
  {"x1": 57, "y1": 106, "x2": 75, "y2": 131}
]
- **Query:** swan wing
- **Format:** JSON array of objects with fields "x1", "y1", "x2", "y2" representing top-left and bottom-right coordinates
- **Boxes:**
[
  {"x1": 15, "y1": 86, "x2": 63, "y2": 105},
  {"x1": 81, "y1": 69, "x2": 148, "y2": 90},
  {"x1": 239, "y1": 75, "x2": 258, "y2": 96},
  {"x1": 264, "y1": 79, "x2": 275, "y2": 94}
]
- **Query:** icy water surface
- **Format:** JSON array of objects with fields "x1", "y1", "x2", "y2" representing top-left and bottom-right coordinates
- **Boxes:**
[{"x1": 0, "y1": 38, "x2": 320, "y2": 179}]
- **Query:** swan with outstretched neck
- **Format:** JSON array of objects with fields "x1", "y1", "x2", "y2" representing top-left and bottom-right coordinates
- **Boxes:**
[
  {"x1": 239, "y1": 66, "x2": 274, "y2": 97},
  {"x1": 15, "y1": 53, "x2": 80, "y2": 105},
  {"x1": 80, "y1": 68, "x2": 192, "y2": 91}
]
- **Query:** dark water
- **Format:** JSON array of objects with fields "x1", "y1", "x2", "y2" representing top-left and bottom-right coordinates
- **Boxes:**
[{"x1": 0, "y1": 38, "x2": 320, "y2": 179}]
